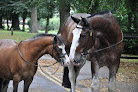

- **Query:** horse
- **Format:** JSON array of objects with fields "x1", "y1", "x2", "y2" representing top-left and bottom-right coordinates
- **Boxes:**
[
  {"x1": 0, "y1": 34, "x2": 70, "y2": 92},
  {"x1": 60, "y1": 11, "x2": 123, "y2": 92}
]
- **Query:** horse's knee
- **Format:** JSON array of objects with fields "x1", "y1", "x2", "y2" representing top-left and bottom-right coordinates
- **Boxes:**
[{"x1": 2, "y1": 80, "x2": 9, "y2": 92}]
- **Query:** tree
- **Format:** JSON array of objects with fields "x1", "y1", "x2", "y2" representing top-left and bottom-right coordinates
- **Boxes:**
[
  {"x1": 27, "y1": 0, "x2": 41, "y2": 33},
  {"x1": 12, "y1": 0, "x2": 30, "y2": 31},
  {"x1": 0, "y1": 0, "x2": 11, "y2": 30},
  {"x1": 58, "y1": 0, "x2": 70, "y2": 33},
  {"x1": 8, "y1": 0, "x2": 21, "y2": 30},
  {"x1": 125, "y1": 0, "x2": 138, "y2": 32},
  {"x1": 0, "y1": 0, "x2": 30, "y2": 31},
  {"x1": 72, "y1": 0, "x2": 93, "y2": 13},
  {"x1": 38, "y1": 0, "x2": 56, "y2": 33}
]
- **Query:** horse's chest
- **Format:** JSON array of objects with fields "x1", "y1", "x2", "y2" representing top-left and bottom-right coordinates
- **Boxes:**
[{"x1": 21, "y1": 66, "x2": 37, "y2": 79}]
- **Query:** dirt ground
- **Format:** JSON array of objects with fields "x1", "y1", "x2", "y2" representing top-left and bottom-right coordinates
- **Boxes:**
[{"x1": 38, "y1": 56, "x2": 138, "y2": 92}]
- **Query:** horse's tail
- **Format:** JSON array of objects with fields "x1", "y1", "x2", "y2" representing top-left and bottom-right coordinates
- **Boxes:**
[{"x1": 62, "y1": 67, "x2": 71, "y2": 88}]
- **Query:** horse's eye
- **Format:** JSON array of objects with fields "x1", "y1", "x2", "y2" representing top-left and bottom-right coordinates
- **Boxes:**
[
  {"x1": 59, "y1": 48, "x2": 62, "y2": 52},
  {"x1": 80, "y1": 34, "x2": 86, "y2": 38}
]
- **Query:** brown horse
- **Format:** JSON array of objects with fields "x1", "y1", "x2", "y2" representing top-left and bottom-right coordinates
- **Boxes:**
[
  {"x1": 0, "y1": 34, "x2": 70, "y2": 92},
  {"x1": 61, "y1": 11, "x2": 123, "y2": 92}
]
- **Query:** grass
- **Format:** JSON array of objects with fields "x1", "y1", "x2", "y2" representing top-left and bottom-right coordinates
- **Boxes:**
[
  {"x1": 0, "y1": 29, "x2": 58, "y2": 42},
  {"x1": 121, "y1": 54, "x2": 138, "y2": 63}
]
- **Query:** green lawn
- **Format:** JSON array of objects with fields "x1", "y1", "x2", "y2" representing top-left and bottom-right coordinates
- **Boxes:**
[
  {"x1": 0, "y1": 29, "x2": 57, "y2": 42},
  {"x1": 121, "y1": 54, "x2": 138, "y2": 63}
]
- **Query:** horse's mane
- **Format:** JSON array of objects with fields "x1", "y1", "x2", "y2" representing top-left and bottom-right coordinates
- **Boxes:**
[
  {"x1": 87, "y1": 10, "x2": 111, "y2": 18},
  {"x1": 30, "y1": 33, "x2": 65, "y2": 44}
]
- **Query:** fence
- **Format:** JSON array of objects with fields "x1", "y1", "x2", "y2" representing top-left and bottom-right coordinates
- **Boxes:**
[{"x1": 121, "y1": 32, "x2": 138, "y2": 59}]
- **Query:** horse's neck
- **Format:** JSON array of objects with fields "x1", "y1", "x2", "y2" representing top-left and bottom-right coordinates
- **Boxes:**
[{"x1": 21, "y1": 37, "x2": 53, "y2": 63}]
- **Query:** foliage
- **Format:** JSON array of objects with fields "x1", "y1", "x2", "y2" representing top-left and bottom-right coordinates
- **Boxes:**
[
  {"x1": 71, "y1": 0, "x2": 93, "y2": 13},
  {"x1": 0, "y1": 0, "x2": 137, "y2": 54},
  {"x1": 38, "y1": 16, "x2": 60, "y2": 30},
  {"x1": 38, "y1": 0, "x2": 56, "y2": 19}
]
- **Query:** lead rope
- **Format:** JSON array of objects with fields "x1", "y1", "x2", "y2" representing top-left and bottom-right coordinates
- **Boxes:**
[
  {"x1": 81, "y1": 30, "x2": 123, "y2": 64},
  {"x1": 39, "y1": 62, "x2": 60, "y2": 75},
  {"x1": 86, "y1": 30, "x2": 123, "y2": 54}
]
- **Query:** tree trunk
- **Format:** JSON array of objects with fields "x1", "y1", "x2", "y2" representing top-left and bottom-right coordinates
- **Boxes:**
[
  {"x1": 58, "y1": 0, "x2": 70, "y2": 33},
  {"x1": 45, "y1": 16, "x2": 49, "y2": 33},
  {"x1": 22, "y1": 12, "x2": 27, "y2": 32},
  {"x1": 6, "y1": 17, "x2": 9, "y2": 30},
  {"x1": 127, "y1": 13, "x2": 133, "y2": 32},
  {"x1": 91, "y1": 0, "x2": 99, "y2": 14},
  {"x1": 11, "y1": 13, "x2": 20, "y2": 30},
  {"x1": 0, "y1": 16, "x2": 3, "y2": 29},
  {"x1": 30, "y1": 7, "x2": 38, "y2": 33},
  {"x1": 134, "y1": 13, "x2": 138, "y2": 32}
]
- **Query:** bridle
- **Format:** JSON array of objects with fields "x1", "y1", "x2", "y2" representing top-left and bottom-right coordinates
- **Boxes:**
[
  {"x1": 52, "y1": 36, "x2": 67, "y2": 64},
  {"x1": 75, "y1": 26, "x2": 93, "y2": 55},
  {"x1": 17, "y1": 36, "x2": 67, "y2": 67}
]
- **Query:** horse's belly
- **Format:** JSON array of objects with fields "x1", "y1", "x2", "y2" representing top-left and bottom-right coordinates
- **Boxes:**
[{"x1": 0, "y1": 65, "x2": 13, "y2": 80}]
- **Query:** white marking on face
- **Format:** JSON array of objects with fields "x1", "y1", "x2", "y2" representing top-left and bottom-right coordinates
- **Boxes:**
[
  {"x1": 69, "y1": 25, "x2": 83, "y2": 60},
  {"x1": 58, "y1": 45, "x2": 70, "y2": 65},
  {"x1": 97, "y1": 32, "x2": 102, "y2": 36}
]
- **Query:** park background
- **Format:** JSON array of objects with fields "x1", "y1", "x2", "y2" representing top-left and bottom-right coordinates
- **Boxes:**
[
  {"x1": 0, "y1": 0, "x2": 137, "y2": 55},
  {"x1": 0, "y1": 0, "x2": 137, "y2": 91}
]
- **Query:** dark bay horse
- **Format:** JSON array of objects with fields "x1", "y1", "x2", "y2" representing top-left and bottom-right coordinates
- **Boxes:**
[
  {"x1": 0, "y1": 34, "x2": 70, "y2": 92},
  {"x1": 61, "y1": 11, "x2": 123, "y2": 92}
]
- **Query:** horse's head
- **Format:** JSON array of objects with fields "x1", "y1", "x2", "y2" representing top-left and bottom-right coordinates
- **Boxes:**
[
  {"x1": 53, "y1": 35, "x2": 70, "y2": 66},
  {"x1": 69, "y1": 16, "x2": 94, "y2": 65}
]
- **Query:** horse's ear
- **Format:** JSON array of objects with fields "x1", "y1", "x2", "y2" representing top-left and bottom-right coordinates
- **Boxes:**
[
  {"x1": 53, "y1": 36, "x2": 57, "y2": 43},
  {"x1": 81, "y1": 17, "x2": 90, "y2": 27},
  {"x1": 71, "y1": 16, "x2": 80, "y2": 24}
]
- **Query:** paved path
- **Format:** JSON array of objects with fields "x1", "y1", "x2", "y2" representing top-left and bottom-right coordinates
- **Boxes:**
[
  {"x1": 7, "y1": 54, "x2": 138, "y2": 92},
  {"x1": 7, "y1": 68, "x2": 68, "y2": 92}
]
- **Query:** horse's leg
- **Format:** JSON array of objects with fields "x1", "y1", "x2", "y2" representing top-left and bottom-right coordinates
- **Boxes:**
[
  {"x1": 68, "y1": 64, "x2": 76, "y2": 92},
  {"x1": 91, "y1": 61, "x2": 99, "y2": 92},
  {"x1": 62, "y1": 67, "x2": 71, "y2": 88},
  {"x1": 108, "y1": 64, "x2": 119, "y2": 92},
  {"x1": 75, "y1": 65, "x2": 84, "y2": 79},
  {"x1": 23, "y1": 77, "x2": 33, "y2": 92},
  {"x1": 13, "y1": 75, "x2": 20, "y2": 92},
  {"x1": 0, "y1": 78, "x2": 4, "y2": 92},
  {"x1": 2, "y1": 80, "x2": 9, "y2": 92}
]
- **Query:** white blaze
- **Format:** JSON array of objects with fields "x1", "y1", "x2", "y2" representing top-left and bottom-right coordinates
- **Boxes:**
[
  {"x1": 69, "y1": 25, "x2": 83, "y2": 60},
  {"x1": 58, "y1": 45, "x2": 70, "y2": 65}
]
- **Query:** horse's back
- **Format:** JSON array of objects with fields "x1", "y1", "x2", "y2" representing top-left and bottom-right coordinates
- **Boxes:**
[{"x1": 0, "y1": 39, "x2": 17, "y2": 48}]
